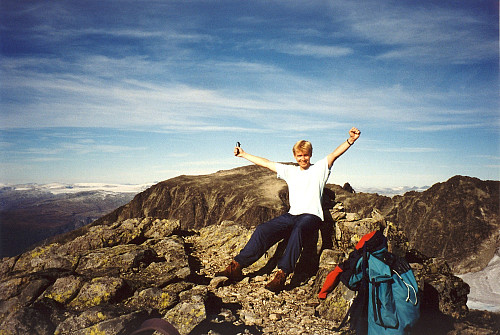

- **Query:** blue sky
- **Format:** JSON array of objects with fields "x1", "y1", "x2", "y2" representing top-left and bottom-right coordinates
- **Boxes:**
[{"x1": 1, "y1": 0, "x2": 498, "y2": 189}]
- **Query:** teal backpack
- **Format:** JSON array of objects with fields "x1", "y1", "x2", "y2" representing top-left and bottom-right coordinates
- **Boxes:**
[{"x1": 338, "y1": 231, "x2": 420, "y2": 334}]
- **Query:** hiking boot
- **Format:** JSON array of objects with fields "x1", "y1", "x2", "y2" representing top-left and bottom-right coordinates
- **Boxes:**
[
  {"x1": 215, "y1": 260, "x2": 243, "y2": 281},
  {"x1": 265, "y1": 269, "x2": 287, "y2": 293}
]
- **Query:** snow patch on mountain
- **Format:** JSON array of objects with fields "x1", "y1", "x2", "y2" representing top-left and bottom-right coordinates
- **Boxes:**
[
  {"x1": 355, "y1": 185, "x2": 430, "y2": 197},
  {"x1": 458, "y1": 249, "x2": 500, "y2": 312}
]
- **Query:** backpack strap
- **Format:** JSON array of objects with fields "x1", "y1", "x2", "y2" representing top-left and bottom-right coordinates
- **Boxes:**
[{"x1": 371, "y1": 280, "x2": 383, "y2": 327}]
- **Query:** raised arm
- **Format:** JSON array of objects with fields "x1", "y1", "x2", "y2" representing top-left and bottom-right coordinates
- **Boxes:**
[
  {"x1": 234, "y1": 146, "x2": 277, "y2": 172},
  {"x1": 327, "y1": 127, "x2": 361, "y2": 168}
]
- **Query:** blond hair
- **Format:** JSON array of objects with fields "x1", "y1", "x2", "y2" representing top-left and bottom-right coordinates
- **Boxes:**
[{"x1": 293, "y1": 140, "x2": 312, "y2": 156}]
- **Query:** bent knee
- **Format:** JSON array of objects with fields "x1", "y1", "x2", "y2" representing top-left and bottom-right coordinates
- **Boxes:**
[{"x1": 295, "y1": 214, "x2": 321, "y2": 229}]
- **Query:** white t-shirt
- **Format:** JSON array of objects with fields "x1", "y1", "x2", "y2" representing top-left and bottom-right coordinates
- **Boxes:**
[{"x1": 275, "y1": 157, "x2": 331, "y2": 220}]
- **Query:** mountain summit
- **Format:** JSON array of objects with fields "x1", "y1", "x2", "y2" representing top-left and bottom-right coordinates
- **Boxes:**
[{"x1": 0, "y1": 167, "x2": 498, "y2": 334}]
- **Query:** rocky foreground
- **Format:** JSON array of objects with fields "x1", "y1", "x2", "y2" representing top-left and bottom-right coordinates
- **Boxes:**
[{"x1": 1, "y1": 202, "x2": 499, "y2": 334}]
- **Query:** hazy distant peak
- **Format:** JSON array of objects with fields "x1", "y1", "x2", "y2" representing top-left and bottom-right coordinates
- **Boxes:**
[{"x1": 2, "y1": 183, "x2": 153, "y2": 195}]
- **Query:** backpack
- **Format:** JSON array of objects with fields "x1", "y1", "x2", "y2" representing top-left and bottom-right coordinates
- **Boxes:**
[{"x1": 338, "y1": 231, "x2": 420, "y2": 335}]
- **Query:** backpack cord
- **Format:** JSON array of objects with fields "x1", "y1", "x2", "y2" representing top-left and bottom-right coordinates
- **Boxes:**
[{"x1": 393, "y1": 270, "x2": 418, "y2": 305}]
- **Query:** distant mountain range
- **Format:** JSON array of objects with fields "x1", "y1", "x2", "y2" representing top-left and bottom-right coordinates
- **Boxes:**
[
  {"x1": 356, "y1": 185, "x2": 430, "y2": 196},
  {"x1": 0, "y1": 181, "x2": 428, "y2": 197},
  {"x1": 0, "y1": 182, "x2": 153, "y2": 195},
  {"x1": 0, "y1": 183, "x2": 152, "y2": 257}
]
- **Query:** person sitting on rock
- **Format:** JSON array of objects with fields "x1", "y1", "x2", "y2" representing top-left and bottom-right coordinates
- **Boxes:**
[{"x1": 215, "y1": 127, "x2": 361, "y2": 293}]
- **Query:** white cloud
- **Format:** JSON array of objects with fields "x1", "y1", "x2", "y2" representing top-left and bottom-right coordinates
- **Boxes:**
[
  {"x1": 29, "y1": 157, "x2": 64, "y2": 162},
  {"x1": 1, "y1": 54, "x2": 493, "y2": 134},
  {"x1": 474, "y1": 155, "x2": 500, "y2": 161},
  {"x1": 1, "y1": 1, "x2": 496, "y2": 136},
  {"x1": 270, "y1": 42, "x2": 353, "y2": 58},
  {"x1": 330, "y1": 1, "x2": 497, "y2": 63},
  {"x1": 59, "y1": 143, "x2": 147, "y2": 155},
  {"x1": 10, "y1": 137, "x2": 146, "y2": 159},
  {"x1": 371, "y1": 147, "x2": 440, "y2": 153},
  {"x1": 22, "y1": 148, "x2": 62, "y2": 155},
  {"x1": 406, "y1": 123, "x2": 491, "y2": 132},
  {"x1": 485, "y1": 164, "x2": 500, "y2": 169}
]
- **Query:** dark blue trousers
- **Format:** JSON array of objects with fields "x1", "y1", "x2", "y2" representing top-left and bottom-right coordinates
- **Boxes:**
[{"x1": 234, "y1": 213, "x2": 322, "y2": 274}]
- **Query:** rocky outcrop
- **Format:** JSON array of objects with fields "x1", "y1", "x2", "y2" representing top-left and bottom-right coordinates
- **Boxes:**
[
  {"x1": 388, "y1": 176, "x2": 499, "y2": 274},
  {"x1": 0, "y1": 218, "x2": 194, "y2": 334},
  {"x1": 314, "y1": 204, "x2": 470, "y2": 321},
  {"x1": 94, "y1": 165, "x2": 289, "y2": 231},
  {"x1": 2, "y1": 202, "x2": 493, "y2": 334},
  {"x1": 325, "y1": 176, "x2": 499, "y2": 274}
]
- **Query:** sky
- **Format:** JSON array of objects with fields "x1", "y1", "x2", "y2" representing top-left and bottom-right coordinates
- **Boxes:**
[{"x1": 0, "y1": 0, "x2": 498, "y2": 189}]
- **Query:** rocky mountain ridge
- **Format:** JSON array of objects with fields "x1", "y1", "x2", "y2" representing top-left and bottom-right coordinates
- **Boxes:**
[
  {"x1": 388, "y1": 175, "x2": 499, "y2": 274},
  {"x1": 94, "y1": 167, "x2": 499, "y2": 275},
  {"x1": 1, "y1": 167, "x2": 498, "y2": 334},
  {"x1": 94, "y1": 165, "x2": 289, "y2": 231}
]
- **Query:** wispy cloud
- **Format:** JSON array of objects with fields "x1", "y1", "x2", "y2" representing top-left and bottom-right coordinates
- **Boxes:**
[
  {"x1": 253, "y1": 40, "x2": 353, "y2": 58},
  {"x1": 407, "y1": 123, "x2": 492, "y2": 132},
  {"x1": 60, "y1": 143, "x2": 147, "y2": 155},
  {"x1": 2, "y1": 0, "x2": 496, "y2": 135},
  {"x1": 474, "y1": 155, "x2": 500, "y2": 161},
  {"x1": 8, "y1": 135, "x2": 147, "y2": 158},
  {"x1": 371, "y1": 147, "x2": 440, "y2": 153},
  {"x1": 22, "y1": 148, "x2": 62, "y2": 155},
  {"x1": 29, "y1": 157, "x2": 64, "y2": 162},
  {"x1": 1, "y1": 56, "x2": 494, "y2": 133},
  {"x1": 485, "y1": 165, "x2": 500, "y2": 169},
  {"x1": 330, "y1": 1, "x2": 498, "y2": 63}
]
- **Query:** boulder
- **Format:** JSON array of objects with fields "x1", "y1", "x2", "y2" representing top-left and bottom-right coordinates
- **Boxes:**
[
  {"x1": 68, "y1": 276, "x2": 128, "y2": 310},
  {"x1": 0, "y1": 217, "x2": 198, "y2": 334},
  {"x1": 164, "y1": 285, "x2": 208, "y2": 335}
]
